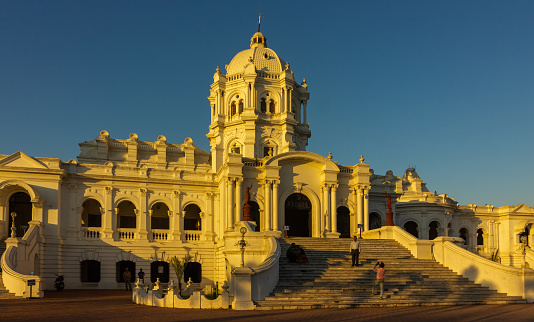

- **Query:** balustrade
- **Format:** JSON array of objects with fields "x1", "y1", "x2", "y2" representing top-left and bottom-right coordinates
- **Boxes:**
[
  {"x1": 118, "y1": 228, "x2": 136, "y2": 240},
  {"x1": 151, "y1": 230, "x2": 169, "y2": 241},
  {"x1": 82, "y1": 228, "x2": 101, "y2": 239},
  {"x1": 184, "y1": 230, "x2": 201, "y2": 242}
]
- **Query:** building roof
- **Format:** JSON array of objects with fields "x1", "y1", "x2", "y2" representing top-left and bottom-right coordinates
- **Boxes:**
[{"x1": 225, "y1": 32, "x2": 286, "y2": 75}]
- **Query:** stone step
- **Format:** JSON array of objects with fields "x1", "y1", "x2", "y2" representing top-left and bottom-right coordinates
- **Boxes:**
[{"x1": 256, "y1": 237, "x2": 525, "y2": 309}]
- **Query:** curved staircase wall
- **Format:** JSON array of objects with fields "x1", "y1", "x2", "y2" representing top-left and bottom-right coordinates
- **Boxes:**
[
  {"x1": 0, "y1": 224, "x2": 43, "y2": 298},
  {"x1": 432, "y1": 236, "x2": 534, "y2": 302},
  {"x1": 250, "y1": 236, "x2": 280, "y2": 301}
]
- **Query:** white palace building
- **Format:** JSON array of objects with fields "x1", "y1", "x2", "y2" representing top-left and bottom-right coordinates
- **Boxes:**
[{"x1": 2, "y1": 29, "x2": 534, "y2": 307}]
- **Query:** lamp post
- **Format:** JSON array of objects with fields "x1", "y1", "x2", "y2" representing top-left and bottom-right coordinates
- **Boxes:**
[
  {"x1": 235, "y1": 226, "x2": 249, "y2": 267},
  {"x1": 10, "y1": 212, "x2": 17, "y2": 238}
]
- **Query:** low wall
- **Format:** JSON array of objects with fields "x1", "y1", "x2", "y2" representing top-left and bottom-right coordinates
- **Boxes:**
[
  {"x1": 1, "y1": 225, "x2": 44, "y2": 298},
  {"x1": 132, "y1": 282, "x2": 230, "y2": 309},
  {"x1": 433, "y1": 237, "x2": 534, "y2": 302},
  {"x1": 362, "y1": 226, "x2": 433, "y2": 260}
]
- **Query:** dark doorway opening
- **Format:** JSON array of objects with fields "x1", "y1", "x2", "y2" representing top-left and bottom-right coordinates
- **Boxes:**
[
  {"x1": 184, "y1": 262, "x2": 202, "y2": 283},
  {"x1": 81, "y1": 260, "x2": 101, "y2": 283},
  {"x1": 404, "y1": 221, "x2": 418, "y2": 238},
  {"x1": 151, "y1": 261, "x2": 169, "y2": 283},
  {"x1": 8, "y1": 192, "x2": 32, "y2": 237},
  {"x1": 284, "y1": 193, "x2": 311, "y2": 237},
  {"x1": 248, "y1": 201, "x2": 260, "y2": 232},
  {"x1": 429, "y1": 221, "x2": 439, "y2": 240},
  {"x1": 116, "y1": 260, "x2": 135, "y2": 283},
  {"x1": 337, "y1": 206, "x2": 350, "y2": 238},
  {"x1": 369, "y1": 212, "x2": 382, "y2": 230}
]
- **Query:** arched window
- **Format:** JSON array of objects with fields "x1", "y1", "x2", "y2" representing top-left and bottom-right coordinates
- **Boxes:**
[
  {"x1": 429, "y1": 221, "x2": 439, "y2": 240},
  {"x1": 269, "y1": 99, "x2": 275, "y2": 113},
  {"x1": 117, "y1": 201, "x2": 136, "y2": 229},
  {"x1": 459, "y1": 228, "x2": 469, "y2": 245},
  {"x1": 337, "y1": 206, "x2": 351, "y2": 238},
  {"x1": 82, "y1": 199, "x2": 102, "y2": 228},
  {"x1": 184, "y1": 262, "x2": 202, "y2": 283},
  {"x1": 9, "y1": 192, "x2": 32, "y2": 237},
  {"x1": 404, "y1": 221, "x2": 418, "y2": 238},
  {"x1": 81, "y1": 260, "x2": 101, "y2": 283},
  {"x1": 184, "y1": 204, "x2": 201, "y2": 230},
  {"x1": 238, "y1": 100, "x2": 244, "y2": 114},
  {"x1": 369, "y1": 212, "x2": 382, "y2": 230},
  {"x1": 477, "y1": 228, "x2": 484, "y2": 246},
  {"x1": 150, "y1": 202, "x2": 169, "y2": 230},
  {"x1": 248, "y1": 201, "x2": 260, "y2": 232},
  {"x1": 231, "y1": 101, "x2": 236, "y2": 116},
  {"x1": 151, "y1": 261, "x2": 169, "y2": 283},
  {"x1": 260, "y1": 98, "x2": 267, "y2": 113}
]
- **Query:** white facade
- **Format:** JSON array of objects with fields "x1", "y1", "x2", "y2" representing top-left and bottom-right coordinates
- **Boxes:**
[{"x1": 1, "y1": 30, "x2": 533, "y2": 299}]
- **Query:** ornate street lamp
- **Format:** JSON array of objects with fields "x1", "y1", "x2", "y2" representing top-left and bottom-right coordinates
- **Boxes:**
[
  {"x1": 235, "y1": 226, "x2": 250, "y2": 267},
  {"x1": 10, "y1": 212, "x2": 17, "y2": 238}
]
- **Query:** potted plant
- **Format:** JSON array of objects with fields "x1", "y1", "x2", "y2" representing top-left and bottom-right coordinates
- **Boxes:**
[{"x1": 170, "y1": 254, "x2": 192, "y2": 295}]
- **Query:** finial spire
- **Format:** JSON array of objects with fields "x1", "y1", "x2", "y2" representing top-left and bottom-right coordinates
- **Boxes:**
[{"x1": 258, "y1": 13, "x2": 262, "y2": 32}]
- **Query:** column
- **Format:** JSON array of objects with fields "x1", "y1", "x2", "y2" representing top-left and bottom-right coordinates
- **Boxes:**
[
  {"x1": 331, "y1": 184, "x2": 338, "y2": 233},
  {"x1": 272, "y1": 182, "x2": 279, "y2": 231},
  {"x1": 303, "y1": 101, "x2": 307, "y2": 124},
  {"x1": 204, "y1": 192, "x2": 215, "y2": 241},
  {"x1": 351, "y1": 188, "x2": 358, "y2": 236},
  {"x1": 264, "y1": 181, "x2": 271, "y2": 231},
  {"x1": 67, "y1": 184, "x2": 78, "y2": 238},
  {"x1": 356, "y1": 188, "x2": 363, "y2": 233},
  {"x1": 138, "y1": 188, "x2": 148, "y2": 240},
  {"x1": 363, "y1": 187, "x2": 369, "y2": 231},
  {"x1": 323, "y1": 184, "x2": 330, "y2": 233},
  {"x1": 235, "y1": 179, "x2": 242, "y2": 223},
  {"x1": 103, "y1": 186, "x2": 114, "y2": 239},
  {"x1": 171, "y1": 190, "x2": 182, "y2": 241},
  {"x1": 227, "y1": 179, "x2": 235, "y2": 229}
]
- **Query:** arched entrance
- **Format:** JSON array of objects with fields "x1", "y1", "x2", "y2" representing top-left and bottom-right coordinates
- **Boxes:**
[
  {"x1": 429, "y1": 221, "x2": 440, "y2": 240},
  {"x1": 248, "y1": 201, "x2": 260, "y2": 232},
  {"x1": 337, "y1": 206, "x2": 350, "y2": 238},
  {"x1": 284, "y1": 193, "x2": 311, "y2": 237},
  {"x1": 9, "y1": 192, "x2": 32, "y2": 237},
  {"x1": 404, "y1": 221, "x2": 418, "y2": 238},
  {"x1": 369, "y1": 212, "x2": 382, "y2": 230}
]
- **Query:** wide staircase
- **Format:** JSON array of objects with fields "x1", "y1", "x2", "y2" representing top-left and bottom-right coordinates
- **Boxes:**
[
  {"x1": 255, "y1": 237, "x2": 526, "y2": 309},
  {"x1": 0, "y1": 239, "x2": 20, "y2": 299}
]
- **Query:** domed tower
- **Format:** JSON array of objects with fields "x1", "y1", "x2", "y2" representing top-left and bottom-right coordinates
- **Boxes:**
[{"x1": 207, "y1": 30, "x2": 311, "y2": 171}]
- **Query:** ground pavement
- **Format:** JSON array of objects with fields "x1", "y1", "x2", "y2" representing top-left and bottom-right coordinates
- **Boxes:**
[{"x1": 0, "y1": 290, "x2": 533, "y2": 322}]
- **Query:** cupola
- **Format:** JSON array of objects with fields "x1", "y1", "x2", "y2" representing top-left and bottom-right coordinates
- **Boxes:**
[{"x1": 250, "y1": 32, "x2": 267, "y2": 48}]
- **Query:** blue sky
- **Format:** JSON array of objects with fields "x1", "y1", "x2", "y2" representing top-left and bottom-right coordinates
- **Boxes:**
[{"x1": 1, "y1": 1, "x2": 533, "y2": 207}]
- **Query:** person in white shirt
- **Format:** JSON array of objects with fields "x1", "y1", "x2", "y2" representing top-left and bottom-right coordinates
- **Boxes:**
[{"x1": 350, "y1": 236, "x2": 361, "y2": 267}]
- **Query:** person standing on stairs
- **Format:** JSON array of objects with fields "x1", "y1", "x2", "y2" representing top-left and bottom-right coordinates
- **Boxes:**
[
  {"x1": 350, "y1": 236, "x2": 361, "y2": 267},
  {"x1": 372, "y1": 262, "x2": 386, "y2": 299}
]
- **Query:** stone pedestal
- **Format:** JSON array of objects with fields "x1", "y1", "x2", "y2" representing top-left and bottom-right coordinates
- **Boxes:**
[{"x1": 231, "y1": 267, "x2": 255, "y2": 310}]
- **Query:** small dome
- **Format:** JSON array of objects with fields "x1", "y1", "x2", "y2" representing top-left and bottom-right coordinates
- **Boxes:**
[{"x1": 225, "y1": 32, "x2": 286, "y2": 76}]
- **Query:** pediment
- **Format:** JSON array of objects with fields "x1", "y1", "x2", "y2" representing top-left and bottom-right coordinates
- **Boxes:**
[
  {"x1": 512, "y1": 203, "x2": 534, "y2": 213},
  {"x1": 0, "y1": 151, "x2": 47, "y2": 169}
]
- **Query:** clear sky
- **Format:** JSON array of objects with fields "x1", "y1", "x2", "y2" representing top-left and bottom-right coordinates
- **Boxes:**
[{"x1": 1, "y1": 1, "x2": 533, "y2": 207}]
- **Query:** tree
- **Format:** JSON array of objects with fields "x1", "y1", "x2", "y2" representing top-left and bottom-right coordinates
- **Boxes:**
[{"x1": 170, "y1": 254, "x2": 192, "y2": 295}]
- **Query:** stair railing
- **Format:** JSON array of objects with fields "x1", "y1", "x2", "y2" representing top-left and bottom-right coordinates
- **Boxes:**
[{"x1": 0, "y1": 223, "x2": 43, "y2": 298}]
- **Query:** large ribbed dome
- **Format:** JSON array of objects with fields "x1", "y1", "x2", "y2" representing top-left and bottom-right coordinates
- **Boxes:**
[{"x1": 225, "y1": 32, "x2": 286, "y2": 75}]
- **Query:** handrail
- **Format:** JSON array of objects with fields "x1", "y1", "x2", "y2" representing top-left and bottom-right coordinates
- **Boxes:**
[{"x1": 1, "y1": 224, "x2": 44, "y2": 298}]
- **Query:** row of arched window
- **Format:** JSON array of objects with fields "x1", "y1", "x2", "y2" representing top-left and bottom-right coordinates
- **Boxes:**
[
  {"x1": 80, "y1": 259, "x2": 201, "y2": 284},
  {"x1": 81, "y1": 199, "x2": 202, "y2": 231},
  {"x1": 403, "y1": 220, "x2": 485, "y2": 245}
]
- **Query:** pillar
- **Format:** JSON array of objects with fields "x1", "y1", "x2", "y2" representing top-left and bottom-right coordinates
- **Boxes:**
[
  {"x1": 331, "y1": 184, "x2": 338, "y2": 233},
  {"x1": 264, "y1": 181, "x2": 271, "y2": 231},
  {"x1": 272, "y1": 182, "x2": 279, "y2": 231},
  {"x1": 235, "y1": 179, "x2": 242, "y2": 223},
  {"x1": 363, "y1": 187, "x2": 369, "y2": 231},
  {"x1": 171, "y1": 190, "x2": 182, "y2": 241},
  {"x1": 227, "y1": 179, "x2": 235, "y2": 230},
  {"x1": 356, "y1": 188, "x2": 363, "y2": 233},
  {"x1": 103, "y1": 186, "x2": 114, "y2": 240},
  {"x1": 138, "y1": 188, "x2": 148, "y2": 239},
  {"x1": 323, "y1": 184, "x2": 330, "y2": 233}
]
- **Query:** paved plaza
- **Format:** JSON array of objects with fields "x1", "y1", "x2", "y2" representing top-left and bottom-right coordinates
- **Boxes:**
[{"x1": 1, "y1": 290, "x2": 533, "y2": 322}]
